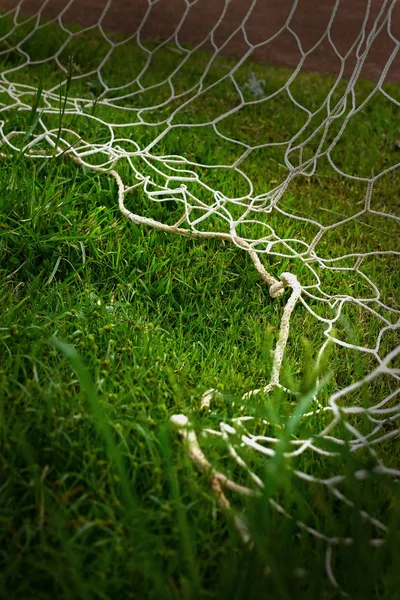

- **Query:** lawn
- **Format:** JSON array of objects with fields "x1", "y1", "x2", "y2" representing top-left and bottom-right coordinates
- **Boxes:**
[{"x1": 0, "y1": 9, "x2": 399, "y2": 600}]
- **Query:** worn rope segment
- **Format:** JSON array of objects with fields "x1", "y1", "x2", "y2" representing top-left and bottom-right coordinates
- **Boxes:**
[{"x1": 1, "y1": 0, "x2": 399, "y2": 594}]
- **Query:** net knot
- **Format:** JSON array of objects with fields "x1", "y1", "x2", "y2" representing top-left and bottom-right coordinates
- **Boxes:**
[{"x1": 269, "y1": 272, "x2": 300, "y2": 298}]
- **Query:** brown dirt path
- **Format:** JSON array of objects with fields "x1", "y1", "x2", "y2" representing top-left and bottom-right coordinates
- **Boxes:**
[{"x1": 1, "y1": 0, "x2": 399, "y2": 81}]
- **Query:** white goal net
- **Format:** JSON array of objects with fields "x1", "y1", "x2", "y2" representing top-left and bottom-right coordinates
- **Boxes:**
[{"x1": 1, "y1": 0, "x2": 399, "y2": 593}]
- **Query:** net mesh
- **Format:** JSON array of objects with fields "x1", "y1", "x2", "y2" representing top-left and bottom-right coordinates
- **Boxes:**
[{"x1": 1, "y1": 0, "x2": 399, "y2": 592}]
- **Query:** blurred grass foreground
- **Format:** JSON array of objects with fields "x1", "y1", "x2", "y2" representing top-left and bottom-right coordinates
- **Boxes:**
[{"x1": 0, "y1": 3, "x2": 400, "y2": 599}]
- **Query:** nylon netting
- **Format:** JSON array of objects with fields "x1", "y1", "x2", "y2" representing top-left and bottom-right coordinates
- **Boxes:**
[{"x1": 1, "y1": 0, "x2": 399, "y2": 593}]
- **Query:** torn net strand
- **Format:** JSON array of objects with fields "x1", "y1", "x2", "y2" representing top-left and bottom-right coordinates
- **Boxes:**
[{"x1": 1, "y1": 1, "x2": 399, "y2": 594}]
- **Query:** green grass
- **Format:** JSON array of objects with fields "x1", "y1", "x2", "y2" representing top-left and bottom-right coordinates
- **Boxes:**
[{"x1": 0, "y1": 10, "x2": 400, "y2": 600}]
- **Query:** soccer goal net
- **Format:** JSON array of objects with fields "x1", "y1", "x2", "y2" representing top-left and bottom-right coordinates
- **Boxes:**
[{"x1": 1, "y1": 0, "x2": 399, "y2": 592}]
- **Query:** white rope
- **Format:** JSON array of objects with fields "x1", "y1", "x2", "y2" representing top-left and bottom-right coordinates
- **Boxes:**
[{"x1": 1, "y1": 1, "x2": 399, "y2": 593}]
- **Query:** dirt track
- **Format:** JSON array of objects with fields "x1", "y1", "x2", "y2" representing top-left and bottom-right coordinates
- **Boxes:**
[{"x1": 1, "y1": 0, "x2": 399, "y2": 81}]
